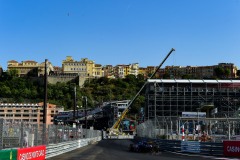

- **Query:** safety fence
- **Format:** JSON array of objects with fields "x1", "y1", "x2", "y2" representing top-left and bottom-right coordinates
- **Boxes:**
[
  {"x1": 0, "y1": 119, "x2": 102, "y2": 159},
  {"x1": 135, "y1": 119, "x2": 240, "y2": 157},
  {"x1": 0, "y1": 120, "x2": 101, "y2": 149},
  {"x1": 136, "y1": 118, "x2": 236, "y2": 142}
]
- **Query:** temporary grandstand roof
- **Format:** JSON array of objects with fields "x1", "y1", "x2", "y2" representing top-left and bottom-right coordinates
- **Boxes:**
[{"x1": 147, "y1": 79, "x2": 240, "y2": 84}]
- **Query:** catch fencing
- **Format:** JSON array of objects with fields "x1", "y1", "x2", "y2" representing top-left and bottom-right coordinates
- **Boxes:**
[
  {"x1": 136, "y1": 119, "x2": 229, "y2": 156},
  {"x1": 0, "y1": 119, "x2": 101, "y2": 150},
  {"x1": 136, "y1": 118, "x2": 235, "y2": 142}
]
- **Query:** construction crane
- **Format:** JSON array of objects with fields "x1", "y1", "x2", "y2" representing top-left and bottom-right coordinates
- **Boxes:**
[{"x1": 108, "y1": 48, "x2": 175, "y2": 136}]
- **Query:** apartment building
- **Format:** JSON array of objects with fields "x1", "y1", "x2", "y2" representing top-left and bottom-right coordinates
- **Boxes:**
[
  {"x1": 129, "y1": 63, "x2": 139, "y2": 77},
  {"x1": 114, "y1": 65, "x2": 125, "y2": 78},
  {"x1": 102, "y1": 65, "x2": 115, "y2": 78},
  {"x1": 0, "y1": 102, "x2": 64, "y2": 126},
  {"x1": 93, "y1": 64, "x2": 104, "y2": 78},
  {"x1": 62, "y1": 56, "x2": 95, "y2": 78},
  {"x1": 7, "y1": 60, "x2": 54, "y2": 77},
  {"x1": 138, "y1": 67, "x2": 148, "y2": 79},
  {"x1": 164, "y1": 63, "x2": 238, "y2": 79}
]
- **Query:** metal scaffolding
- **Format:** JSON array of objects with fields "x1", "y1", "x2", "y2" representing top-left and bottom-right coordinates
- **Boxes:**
[{"x1": 144, "y1": 79, "x2": 240, "y2": 137}]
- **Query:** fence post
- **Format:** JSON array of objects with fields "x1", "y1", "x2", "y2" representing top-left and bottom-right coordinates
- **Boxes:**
[
  {"x1": 20, "y1": 122, "x2": 24, "y2": 148},
  {"x1": 0, "y1": 119, "x2": 3, "y2": 149}
]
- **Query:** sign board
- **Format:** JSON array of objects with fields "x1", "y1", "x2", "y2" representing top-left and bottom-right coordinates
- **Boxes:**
[
  {"x1": 0, "y1": 149, "x2": 17, "y2": 160},
  {"x1": 182, "y1": 112, "x2": 206, "y2": 118},
  {"x1": 224, "y1": 141, "x2": 240, "y2": 157},
  {"x1": 17, "y1": 145, "x2": 46, "y2": 160}
]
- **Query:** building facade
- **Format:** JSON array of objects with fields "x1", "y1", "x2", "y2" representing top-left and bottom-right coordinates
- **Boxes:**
[
  {"x1": 7, "y1": 60, "x2": 54, "y2": 77},
  {"x1": 0, "y1": 102, "x2": 64, "y2": 126},
  {"x1": 62, "y1": 56, "x2": 95, "y2": 78}
]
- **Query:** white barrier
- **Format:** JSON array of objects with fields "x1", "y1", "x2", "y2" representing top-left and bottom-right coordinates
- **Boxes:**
[{"x1": 46, "y1": 136, "x2": 102, "y2": 159}]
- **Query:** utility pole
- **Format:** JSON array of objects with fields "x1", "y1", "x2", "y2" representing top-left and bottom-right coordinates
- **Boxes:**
[
  {"x1": 82, "y1": 96, "x2": 88, "y2": 129},
  {"x1": 73, "y1": 85, "x2": 76, "y2": 122},
  {"x1": 154, "y1": 82, "x2": 157, "y2": 138},
  {"x1": 42, "y1": 59, "x2": 48, "y2": 145}
]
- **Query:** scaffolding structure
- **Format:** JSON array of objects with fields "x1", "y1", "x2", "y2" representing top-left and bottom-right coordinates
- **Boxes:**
[{"x1": 144, "y1": 79, "x2": 240, "y2": 138}]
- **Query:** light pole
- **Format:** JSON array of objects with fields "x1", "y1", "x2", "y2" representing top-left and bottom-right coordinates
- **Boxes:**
[
  {"x1": 82, "y1": 96, "x2": 87, "y2": 129},
  {"x1": 224, "y1": 113, "x2": 230, "y2": 140},
  {"x1": 73, "y1": 85, "x2": 76, "y2": 122},
  {"x1": 197, "y1": 108, "x2": 200, "y2": 140},
  {"x1": 42, "y1": 59, "x2": 48, "y2": 145},
  {"x1": 76, "y1": 105, "x2": 79, "y2": 123}
]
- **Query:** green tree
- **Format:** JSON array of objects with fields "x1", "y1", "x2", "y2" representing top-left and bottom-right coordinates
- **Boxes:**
[
  {"x1": 214, "y1": 67, "x2": 225, "y2": 79},
  {"x1": 7, "y1": 69, "x2": 19, "y2": 77},
  {"x1": 224, "y1": 68, "x2": 231, "y2": 78}
]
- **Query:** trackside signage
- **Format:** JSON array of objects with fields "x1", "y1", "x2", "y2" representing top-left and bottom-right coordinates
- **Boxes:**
[
  {"x1": 17, "y1": 145, "x2": 46, "y2": 160},
  {"x1": 224, "y1": 141, "x2": 240, "y2": 157}
]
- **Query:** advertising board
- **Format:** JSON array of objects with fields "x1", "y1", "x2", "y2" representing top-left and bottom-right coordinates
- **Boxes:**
[
  {"x1": 182, "y1": 112, "x2": 206, "y2": 118},
  {"x1": 0, "y1": 149, "x2": 17, "y2": 160},
  {"x1": 224, "y1": 141, "x2": 240, "y2": 157},
  {"x1": 17, "y1": 145, "x2": 46, "y2": 160}
]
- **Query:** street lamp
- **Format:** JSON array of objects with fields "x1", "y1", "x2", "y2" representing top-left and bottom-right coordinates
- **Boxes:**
[
  {"x1": 224, "y1": 113, "x2": 230, "y2": 140},
  {"x1": 82, "y1": 96, "x2": 88, "y2": 129},
  {"x1": 196, "y1": 108, "x2": 200, "y2": 140},
  {"x1": 76, "y1": 105, "x2": 79, "y2": 122}
]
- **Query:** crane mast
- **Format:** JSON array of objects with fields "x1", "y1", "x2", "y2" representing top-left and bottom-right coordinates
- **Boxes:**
[{"x1": 109, "y1": 48, "x2": 175, "y2": 135}]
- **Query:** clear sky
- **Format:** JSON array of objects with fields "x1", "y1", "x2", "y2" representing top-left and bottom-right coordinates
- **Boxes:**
[{"x1": 0, "y1": 0, "x2": 239, "y2": 71}]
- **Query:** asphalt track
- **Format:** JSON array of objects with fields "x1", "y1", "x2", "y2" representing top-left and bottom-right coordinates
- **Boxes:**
[{"x1": 48, "y1": 139, "x2": 230, "y2": 160}]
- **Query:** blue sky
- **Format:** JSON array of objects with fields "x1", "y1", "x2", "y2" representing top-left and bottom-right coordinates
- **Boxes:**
[{"x1": 0, "y1": 0, "x2": 239, "y2": 70}]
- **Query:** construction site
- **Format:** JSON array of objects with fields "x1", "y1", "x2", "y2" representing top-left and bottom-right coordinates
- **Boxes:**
[{"x1": 140, "y1": 79, "x2": 240, "y2": 141}]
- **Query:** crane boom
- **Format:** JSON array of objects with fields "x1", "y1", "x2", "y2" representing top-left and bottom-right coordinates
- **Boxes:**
[{"x1": 110, "y1": 48, "x2": 175, "y2": 133}]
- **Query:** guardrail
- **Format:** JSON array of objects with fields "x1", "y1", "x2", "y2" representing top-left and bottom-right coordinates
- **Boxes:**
[{"x1": 46, "y1": 136, "x2": 102, "y2": 159}]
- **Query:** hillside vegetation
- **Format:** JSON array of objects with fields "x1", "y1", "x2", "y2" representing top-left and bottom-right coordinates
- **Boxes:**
[{"x1": 0, "y1": 73, "x2": 145, "y2": 114}]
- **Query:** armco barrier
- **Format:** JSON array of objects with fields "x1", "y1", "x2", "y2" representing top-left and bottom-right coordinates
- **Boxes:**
[
  {"x1": 0, "y1": 149, "x2": 17, "y2": 160},
  {"x1": 137, "y1": 137, "x2": 224, "y2": 156},
  {"x1": 46, "y1": 136, "x2": 101, "y2": 159},
  {"x1": 159, "y1": 139, "x2": 223, "y2": 156},
  {"x1": 46, "y1": 141, "x2": 79, "y2": 159}
]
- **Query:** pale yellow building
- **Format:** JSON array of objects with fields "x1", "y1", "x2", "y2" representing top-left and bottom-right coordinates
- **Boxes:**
[
  {"x1": 7, "y1": 60, "x2": 53, "y2": 77},
  {"x1": 138, "y1": 67, "x2": 148, "y2": 79},
  {"x1": 93, "y1": 64, "x2": 104, "y2": 78},
  {"x1": 62, "y1": 56, "x2": 95, "y2": 78},
  {"x1": 129, "y1": 63, "x2": 139, "y2": 76}
]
